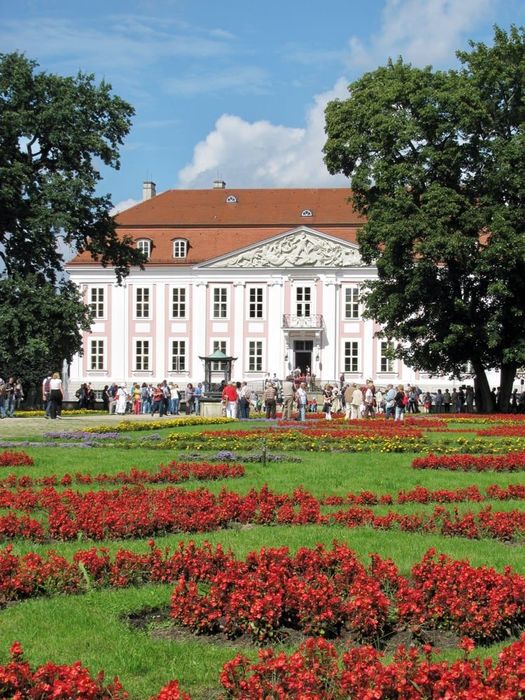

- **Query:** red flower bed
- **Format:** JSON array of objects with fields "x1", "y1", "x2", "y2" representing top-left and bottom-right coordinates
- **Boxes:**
[
  {"x1": 170, "y1": 545, "x2": 525, "y2": 644},
  {"x1": 1, "y1": 485, "x2": 525, "y2": 543},
  {"x1": 219, "y1": 634, "x2": 525, "y2": 699},
  {"x1": 412, "y1": 452, "x2": 525, "y2": 471},
  {"x1": 478, "y1": 425, "x2": 525, "y2": 436},
  {"x1": 0, "y1": 641, "x2": 128, "y2": 699},
  {"x1": 0, "y1": 450, "x2": 34, "y2": 467},
  {"x1": 2, "y1": 543, "x2": 524, "y2": 647},
  {"x1": 0, "y1": 461, "x2": 244, "y2": 489}
]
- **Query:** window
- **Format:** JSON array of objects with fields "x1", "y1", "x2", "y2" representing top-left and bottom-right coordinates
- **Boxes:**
[
  {"x1": 135, "y1": 340, "x2": 150, "y2": 371},
  {"x1": 89, "y1": 288, "x2": 105, "y2": 319},
  {"x1": 248, "y1": 287, "x2": 264, "y2": 319},
  {"x1": 171, "y1": 340, "x2": 186, "y2": 372},
  {"x1": 248, "y1": 341, "x2": 263, "y2": 372},
  {"x1": 213, "y1": 287, "x2": 228, "y2": 318},
  {"x1": 301, "y1": 209, "x2": 313, "y2": 217},
  {"x1": 137, "y1": 239, "x2": 151, "y2": 259},
  {"x1": 135, "y1": 287, "x2": 150, "y2": 318},
  {"x1": 344, "y1": 287, "x2": 360, "y2": 319},
  {"x1": 296, "y1": 287, "x2": 311, "y2": 317},
  {"x1": 226, "y1": 195, "x2": 237, "y2": 203},
  {"x1": 172, "y1": 239, "x2": 188, "y2": 258},
  {"x1": 171, "y1": 288, "x2": 186, "y2": 318},
  {"x1": 211, "y1": 340, "x2": 226, "y2": 370},
  {"x1": 89, "y1": 339, "x2": 105, "y2": 370},
  {"x1": 380, "y1": 341, "x2": 395, "y2": 373},
  {"x1": 344, "y1": 341, "x2": 359, "y2": 373}
]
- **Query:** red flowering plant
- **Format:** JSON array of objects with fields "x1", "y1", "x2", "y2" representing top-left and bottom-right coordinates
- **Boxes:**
[
  {"x1": 0, "y1": 450, "x2": 34, "y2": 467},
  {"x1": 412, "y1": 452, "x2": 525, "y2": 471}
]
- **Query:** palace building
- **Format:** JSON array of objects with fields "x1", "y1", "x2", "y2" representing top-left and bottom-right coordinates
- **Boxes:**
[{"x1": 65, "y1": 181, "x2": 487, "y2": 397}]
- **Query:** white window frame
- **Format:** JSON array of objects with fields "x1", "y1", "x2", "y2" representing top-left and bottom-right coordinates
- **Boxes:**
[
  {"x1": 210, "y1": 339, "x2": 227, "y2": 371},
  {"x1": 379, "y1": 340, "x2": 395, "y2": 374},
  {"x1": 170, "y1": 286, "x2": 187, "y2": 319},
  {"x1": 137, "y1": 239, "x2": 152, "y2": 259},
  {"x1": 344, "y1": 286, "x2": 360, "y2": 320},
  {"x1": 170, "y1": 338, "x2": 187, "y2": 372},
  {"x1": 247, "y1": 286, "x2": 264, "y2": 320},
  {"x1": 295, "y1": 285, "x2": 313, "y2": 317},
  {"x1": 343, "y1": 340, "x2": 360, "y2": 373},
  {"x1": 212, "y1": 286, "x2": 229, "y2": 319},
  {"x1": 247, "y1": 339, "x2": 263, "y2": 372},
  {"x1": 135, "y1": 286, "x2": 151, "y2": 319},
  {"x1": 89, "y1": 338, "x2": 105, "y2": 371},
  {"x1": 89, "y1": 287, "x2": 105, "y2": 319},
  {"x1": 172, "y1": 239, "x2": 188, "y2": 258},
  {"x1": 134, "y1": 338, "x2": 151, "y2": 371}
]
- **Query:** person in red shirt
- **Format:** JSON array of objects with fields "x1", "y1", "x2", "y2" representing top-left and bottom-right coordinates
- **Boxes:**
[{"x1": 221, "y1": 381, "x2": 239, "y2": 418}]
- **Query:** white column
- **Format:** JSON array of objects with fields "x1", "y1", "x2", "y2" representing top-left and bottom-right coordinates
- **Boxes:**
[
  {"x1": 233, "y1": 280, "x2": 245, "y2": 375},
  {"x1": 112, "y1": 282, "x2": 127, "y2": 382},
  {"x1": 155, "y1": 282, "x2": 165, "y2": 378},
  {"x1": 363, "y1": 318, "x2": 375, "y2": 381},
  {"x1": 191, "y1": 281, "x2": 208, "y2": 381},
  {"x1": 322, "y1": 278, "x2": 339, "y2": 381},
  {"x1": 267, "y1": 278, "x2": 284, "y2": 376}
]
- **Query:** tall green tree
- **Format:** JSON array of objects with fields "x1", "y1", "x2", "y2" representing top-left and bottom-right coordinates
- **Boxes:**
[
  {"x1": 324, "y1": 25, "x2": 525, "y2": 412},
  {"x1": 0, "y1": 53, "x2": 144, "y2": 393},
  {"x1": 0, "y1": 275, "x2": 92, "y2": 392},
  {"x1": 0, "y1": 52, "x2": 144, "y2": 282}
]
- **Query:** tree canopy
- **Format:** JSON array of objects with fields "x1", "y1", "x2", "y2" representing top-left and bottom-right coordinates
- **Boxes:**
[
  {"x1": 324, "y1": 25, "x2": 525, "y2": 411},
  {"x1": 0, "y1": 53, "x2": 144, "y2": 394},
  {"x1": 0, "y1": 52, "x2": 144, "y2": 282},
  {"x1": 0, "y1": 275, "x2": 92, "y2": 390}
]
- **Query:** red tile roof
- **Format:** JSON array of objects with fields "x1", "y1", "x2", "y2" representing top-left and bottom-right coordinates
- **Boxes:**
[{"x1": 68, "y1": 188, "x2": 365, "y2": 266}]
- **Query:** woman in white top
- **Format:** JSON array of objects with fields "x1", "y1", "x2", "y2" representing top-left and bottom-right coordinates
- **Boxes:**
[
  {"x1": 49, "y1": 372, "x2": 63, "y2": 419},
  {"x1": 116, "y1": 384, "x2": 128, "y2": 415}
]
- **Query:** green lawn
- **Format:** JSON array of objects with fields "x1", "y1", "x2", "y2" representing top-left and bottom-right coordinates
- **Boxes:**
[{"x1": 1, "y1": 416, "x2": 524, "y2": 699}]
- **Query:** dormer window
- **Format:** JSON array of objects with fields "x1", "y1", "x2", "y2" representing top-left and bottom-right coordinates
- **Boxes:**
[
  {"x1": 137, "y1": 238, "x2": 152, "y2": 259},
  {"x1": 173, "y1": 239, "x2": 188, "y2": 258},
  {"x1": 301, "y1": 209, "x2": 313, "y2": 217},
  {"x1": 226, "y1": 195, "x2": 237, "y2": 204}
]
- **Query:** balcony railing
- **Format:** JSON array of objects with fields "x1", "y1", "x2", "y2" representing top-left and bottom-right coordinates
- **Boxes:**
[{"x1": 282, "y1": 314, "x2": 324, "y2": 329}]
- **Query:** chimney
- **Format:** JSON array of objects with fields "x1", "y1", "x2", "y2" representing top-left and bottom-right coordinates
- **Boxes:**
[
  {"x1": 213, "y1": 179, "x2": 226, "y2": 189},
  {"x1": 142, "y1": 181, "x2": 156, "y2": 200}
]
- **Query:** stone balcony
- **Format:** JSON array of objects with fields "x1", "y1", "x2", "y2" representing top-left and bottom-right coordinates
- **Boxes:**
[{"x1": 282, "y1": 314, "x2": 324, "y2": 329}]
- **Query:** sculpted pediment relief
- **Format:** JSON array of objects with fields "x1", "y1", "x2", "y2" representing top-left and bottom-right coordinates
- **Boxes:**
[{"x1": 202, "y1": 228, "x2": 364, "y2": 268}]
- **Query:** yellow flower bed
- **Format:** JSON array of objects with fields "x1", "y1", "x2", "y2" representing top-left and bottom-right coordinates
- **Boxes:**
[{"x1": 82, "y1": 416, "x2": 235, "y2": 433}]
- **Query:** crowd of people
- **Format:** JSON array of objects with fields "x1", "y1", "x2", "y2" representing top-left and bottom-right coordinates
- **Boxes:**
[
  {"x1": 100, "y1": 381, "x2": 206, "y2": 417},
  {"x1": 0, "y1": 377, "x2": 24, "y2": 418}
]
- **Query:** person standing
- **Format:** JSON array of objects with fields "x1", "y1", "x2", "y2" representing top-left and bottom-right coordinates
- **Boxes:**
[
  {"x1": 42, "y1": 372, "x2": 52, "y2": 418},
  {"x1": 194, "y1": 383, "x2": 204, "y2": 415},
  {"x1": 350, "y1": 384, "x2": 363, "y2": 420},
  {"x1": 295, "y1": 382, "x2": 308, "y2": 421},
  {"x1": 5, "y1": 378, "x2": 16, "y2": 417},
  {"x1": 363, "y1": 381, "x2": 375, "y2": 418},
  {"x1": 169, "y1": 384, "x2": 180, "y2": 415},
  {"x1": 394, "y1": 385, "x2": 406, "y2": 421},
  {"x1": 434, "y1": 389, "x2": 444, "y2": 413},
  {"x1": 116, "y1": 384, "x2": 127, "y2": 415},
  {"x1": 262, "y1": 382, "x2": 277, "y2": 419},
  {"x1": 443, "y1": 389, "x2": 451, "y2": 413},
  {"x1": 49, "y1": 372, "x2": 63, "y2": 419},
  {"x1": 239, "y1": 382, "x2": 252, "y2": 419},
  {"x1": 184, "y1": 383, "x2": 194, "y2": 415},
  {"x1": 0, "y1": 378, "x2": 6, "y2": 419},
  {"x1": 281, "y1": 375, "x2": 295, "y2": 420},
  {"x1": 221, "y1": 380, "x2": 238, "y2": 418},
  {"x1": 322, "y1": 384, "x2": 333, "y2": 420}
]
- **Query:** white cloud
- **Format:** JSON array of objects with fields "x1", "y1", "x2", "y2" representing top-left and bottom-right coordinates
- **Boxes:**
[
  {"x1": 110, "y1": 199, "x2": 139, "y2": 215},
  {"x1": 177, "y1": 79, "x2": 350, "y2": 188},
  {"x1": 164, "y1": 66, "x2": 271, "y2": 97},
  {"x1": 345, "y1": 0, "x2": 495, "y2": 70}
]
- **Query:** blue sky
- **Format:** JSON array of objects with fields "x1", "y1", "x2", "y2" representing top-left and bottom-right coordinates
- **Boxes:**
[{"x1": 1, "y1": 0, "x2": 524, "y2": 210}]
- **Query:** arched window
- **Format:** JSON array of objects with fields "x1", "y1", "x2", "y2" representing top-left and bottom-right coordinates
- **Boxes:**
[
  {"x1": 137, "y1": 239, "x2": 151, "y2": 259},
  {"x1": 226, "y1": 195, "x2": 237, "y2": 203},
  {"x1": 301, "y1": 209, "x2": 313, "y2": 217},
  {"x1": 172, "y1": 239, "x2": 188, "y2": 258}
]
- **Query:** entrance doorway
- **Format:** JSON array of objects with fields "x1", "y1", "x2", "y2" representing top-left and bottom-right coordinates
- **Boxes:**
[{"x1": 293, "y1": 340, "x2": 313, "y2": 375}]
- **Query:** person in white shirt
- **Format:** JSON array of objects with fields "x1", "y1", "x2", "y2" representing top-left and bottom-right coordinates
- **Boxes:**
[
  {"x1": 295, "y1": 382, "x2": 308, "y2": 421},
  {"x1": 49, "y1": 372, "x2": 63, "y2": 419}
]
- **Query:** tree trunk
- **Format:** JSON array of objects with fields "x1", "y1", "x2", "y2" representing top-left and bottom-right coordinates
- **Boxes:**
[
  {"x1": 472, "y1": 362, "x2": 493, "y2": 413},
  {"x1": 499, "y1": 363, "x2": 517, "y2": 414}
]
